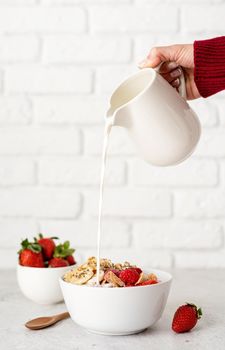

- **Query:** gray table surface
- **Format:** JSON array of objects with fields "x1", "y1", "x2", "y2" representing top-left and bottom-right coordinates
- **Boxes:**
[{"x1": 0, "y1": 269, "x2": 225, "y2": 350}]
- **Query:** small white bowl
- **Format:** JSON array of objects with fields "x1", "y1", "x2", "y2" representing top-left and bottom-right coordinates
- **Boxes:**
[
  {"x1": 60, "y1": 268, "x2": 172, "y2": 335},
  {"x1": 17, "y1": 263, "x2": 75, "y2": 305}
]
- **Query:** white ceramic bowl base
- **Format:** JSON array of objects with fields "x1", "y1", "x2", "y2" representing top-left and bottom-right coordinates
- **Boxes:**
[
  {"x1": 17, "y1": 264, "x2": 75, "y2": 305},
  {"x1": 60, "y1": 269, "x2": 172, "y2": 335}
]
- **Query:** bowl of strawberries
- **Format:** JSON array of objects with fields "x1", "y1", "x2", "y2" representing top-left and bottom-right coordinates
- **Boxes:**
[{"x1": 17, "y1": 234, "x2": 76, "y2": 304}]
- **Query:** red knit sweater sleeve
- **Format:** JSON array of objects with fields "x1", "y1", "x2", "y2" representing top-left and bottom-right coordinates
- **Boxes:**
[{"x1": 194, "y1": 36, "x2": 225, "y2": 98}]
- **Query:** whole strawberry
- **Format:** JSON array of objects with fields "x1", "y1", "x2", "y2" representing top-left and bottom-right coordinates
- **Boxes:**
[
  {"x1": 37, "y1": 233, "x2": 58, "y2": 260},
  {"x1": 172, "y1": 303, "x2": 202, "y2": 333},
  {"x1": 119, "y1": 268, "x2": 140, "y2": 286},
  {"x1": 53, "y1": 240, "x2": 75, "y2": 264},
  {"x1": 66, "y1": 255, "x2": 76, "y2": 266},
  {"x1": 19, "y1": 239, "x2": 44, "y2": 268},
  {"x1": 49, "y1": 257, "x2": 69, "y2": 268}
]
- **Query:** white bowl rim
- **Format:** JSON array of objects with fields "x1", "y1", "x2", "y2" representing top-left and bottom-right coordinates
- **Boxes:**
[
  {"x1": 60, "y1": 268, "x2": 172, "y2": 290},
  {"x1": 17, "y1": 263, "x2": 76, "y2": 271}
]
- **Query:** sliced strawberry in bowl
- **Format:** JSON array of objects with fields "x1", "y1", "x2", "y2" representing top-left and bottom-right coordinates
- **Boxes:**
[
  {"x1": 132, "y1": 267, "x2": 142, "y2": 275},
  {"x1": 104, "y1": 268, "x2": 120, "y2": 279},
  {"x1": 119, "y1": 268, "x2": 140, "y2": 286},
  {"x1": 136, "y1": 279, "x2": 158, "y2": 286}
]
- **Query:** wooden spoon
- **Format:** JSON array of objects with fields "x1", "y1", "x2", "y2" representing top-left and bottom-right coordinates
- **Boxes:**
[{"x1": 25, "y1": 311, "x2": 70, "y2": 330}]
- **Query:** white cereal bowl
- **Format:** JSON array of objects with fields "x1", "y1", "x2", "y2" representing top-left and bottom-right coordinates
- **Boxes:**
[
  {"x1": 17, "y1": 263, "x2": 75, "y2": 305},
  {"x1": 60, "y1": 269, "x2": 172, "y2": 335}
]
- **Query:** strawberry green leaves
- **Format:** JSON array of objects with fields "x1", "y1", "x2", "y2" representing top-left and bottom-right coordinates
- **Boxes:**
[
  {"x1": 18, "y1": 238, "x2": 42, "y2": 254},
  {"x1": 54, "y1": 240, "x2": 75, "y2": 259}
]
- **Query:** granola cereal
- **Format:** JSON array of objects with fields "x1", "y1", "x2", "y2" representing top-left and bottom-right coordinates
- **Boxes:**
[{"x1": 63, "y1": 257, "x2": 159, "y2": 288}]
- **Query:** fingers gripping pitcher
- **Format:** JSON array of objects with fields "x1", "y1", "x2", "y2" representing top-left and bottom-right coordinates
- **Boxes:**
[{"x1": 106, "y1": 67, "x2": 201, "y2": 166}]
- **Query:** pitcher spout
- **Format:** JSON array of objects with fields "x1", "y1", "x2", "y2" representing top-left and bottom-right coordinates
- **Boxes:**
[
  {"x1": 105, "y1": 106, "x2": 119, "y2": 127},
  {"x1": 106, "y1": 105, "x2": 131, "y2": 128}
]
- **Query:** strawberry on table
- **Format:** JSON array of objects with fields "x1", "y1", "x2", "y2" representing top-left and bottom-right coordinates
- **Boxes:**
[
  {"x1": 18, "y1": 239, "x2": 44, "y2": 268},
  {"x1": 172, "y1": 303, "x2": 202, "y2": 333},
  {"x1": 37, "y1": 233, "x2": 58, "y2": 260},
  {"x1": 49, "y1": 257, "x2": 69, "y2": 268}
]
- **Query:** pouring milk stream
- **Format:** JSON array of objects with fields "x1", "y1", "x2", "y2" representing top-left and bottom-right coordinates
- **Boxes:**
[
  {"x1": 96, "y1": 121, "x2": 112, "y2": 284},
  {"x1": 96, "y1": 67, "x2": 201, "y2": 284}
]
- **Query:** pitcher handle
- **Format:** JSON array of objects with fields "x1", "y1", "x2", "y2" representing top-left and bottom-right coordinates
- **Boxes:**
[
  {"x1": 155, "y1": 63, "x2": 187, "y2": 100},
  {"x1": 177, "y1": 67, "x2": 187, "y2": 99}
]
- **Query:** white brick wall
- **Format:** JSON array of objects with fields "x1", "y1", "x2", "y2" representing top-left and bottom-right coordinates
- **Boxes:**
[
  {"x1": 42, "y1": 36, "x2": 132, "y2": 63},
  {"x1": 0, "y1": 97, "x2": 32, "y2": 124},
  {"x1": 0, "y1": 0, "x2": 225, "y2": 269},
  {"x1": 89, "y1": 5, "x2": 178, "y2": 33},
  {"x1": 0, "y1": 189, "x2": 81, "y2": 218},
  {"x1": 38, "y1": 157, "x2": 126, "y2": 186},
  {"x1": 0, "y1": 128, "x2": 80, "y2": 154},
  {"x1": 85, "y1": 189, "x2": 172, "y2": 218},
  {"x1": 33, "y1": 96, "x2": 106, "y2": 124},
  {"x1": 0, "y1": 35, "x2": 39, "y2": 62},
  {"x1": 5, "y1": 66, "x2": 92, "y2": 93},
  {"x1": 130, "y1": 159, "x2": 218, "y2": 187},
  {"x1": 0, "y1": 7, "x2": 86, "y2": 32}
]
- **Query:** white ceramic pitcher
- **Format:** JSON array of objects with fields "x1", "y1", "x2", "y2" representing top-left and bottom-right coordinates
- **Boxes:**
[{"x1": 106, "y1": 68, "x2": 201, "y2": 166}]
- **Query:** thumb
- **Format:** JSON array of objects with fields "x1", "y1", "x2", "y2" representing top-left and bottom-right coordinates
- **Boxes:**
[{"x1": 138, "y1": 45, "x2": 178, "y2": 68}]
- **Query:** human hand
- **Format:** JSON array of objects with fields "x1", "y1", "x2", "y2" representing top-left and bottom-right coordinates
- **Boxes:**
[{"x1": 139, "y1": 44, "x2": 200, "y2": 100}]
